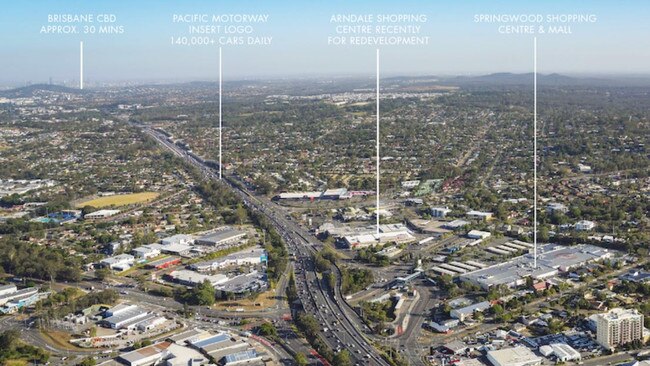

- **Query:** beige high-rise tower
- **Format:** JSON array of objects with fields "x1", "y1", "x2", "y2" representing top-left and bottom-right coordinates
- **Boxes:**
[{"x1": 596, "y1": 308, "x2": 644, "y2": 350}]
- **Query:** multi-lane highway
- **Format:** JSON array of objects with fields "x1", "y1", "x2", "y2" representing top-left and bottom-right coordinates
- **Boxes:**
[{"x1": 142, "y1": 126, "x2": 390, "y2": 366}]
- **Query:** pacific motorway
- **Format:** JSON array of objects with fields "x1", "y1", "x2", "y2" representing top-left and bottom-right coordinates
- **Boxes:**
[{"x1": 141, "y1": 125, "x2": 391, "y2": 366}]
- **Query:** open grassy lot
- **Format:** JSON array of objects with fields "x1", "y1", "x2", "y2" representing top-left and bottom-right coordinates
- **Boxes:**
[
  {"x1": 4, "y1": 360, "x2": 28, "y2": 366},
  {"x1": 76, "y1": 192, "x2": 159, "y2": 208}
]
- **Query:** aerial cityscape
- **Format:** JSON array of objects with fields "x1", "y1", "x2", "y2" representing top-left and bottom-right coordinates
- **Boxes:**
[{"x1": 0, "y1": 1, "x2": 649, "y2": 366}]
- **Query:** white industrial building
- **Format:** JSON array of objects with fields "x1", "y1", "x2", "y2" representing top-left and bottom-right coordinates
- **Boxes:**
[
  {"x1": 103, "y1": 304, "x2": 150, "y2": 329},
  {"x1": 0, "y1": 284, "x2": 48, "y2": 314},
  {"x1": 467, "y1": 230, "x2": 491, "y2": 240},
  {"x1": 460, "y1": 244, "x2": 613, "y2": 290},
  {"x1": 195, "y1": 228, "x2": 247, "y2": 248},
  {"x1": 160, "y1": 243, "x2": 194, "y2": 257},
  {"x1": 549, "y1": 343, "x2": 581, "y2": 362},
  {"x1": 0, "y1": 284, "x2": 17, "y2": 297},
  {"x1": 466, "y1": 210, "x2": 493, "y2": 221},
  {"x1": 546, "y1": 202, "x2": 568, "y2": 214},
  {"x1": 377, "y1": 246, "x2": 403, "y2": 258},
  {"x1": 343, "y1": 231, "x2": 415, "y2": 249},
  {"x1": 84, "y1": 209, "x2": 120, "y2": 220},
  {"x1": 575, "y1": 220, "x2": 596, "y2": 231},
  {"x1": 450, "y1": 301, "x2": 492, "y2": 322},
  {"x1": 322, "y1": 188, "x2": 350, "y2": 199},
  {"x1": 167, "y1": 269, "x2": 228, "y2": 287},
  {"x1": 431, "y1": 207, "x2": 452, "y2": 218},
  {"x1": 161, "y1": 234, "x2": 194, "y2": 246},
  {"x1": 401, "y1": 180, "x2": 420, "y2": 189},
  {"x1": 277, "y1": 187, "x2": 350, "y2": 200},
  {"x1": 443, "y1": 219, "x2": 470, "y2": 230},
  {"x1": 132, "y1": 244, "x2": 162, "y2": 259},
  {"x1": 215, "y1": 271, "x2": 268, "y2": 297},
  {"x1": 487, "y1": 347, "x2": 542, "y2": 366},
  {"x1": 277, "y1": 191, "x2": 322, "y2": 200},
  {"x1": 191, "y1": 248, "x2": 266, "y2": 272},
  {"x1": 343, "y1": 224, "x2": 415, "y2": 249},
  {"x1": 222, "y1": 349, "x2": 263, "y2": 365},
  {"x1": 118, "y1": 341, "x2": 207, "y2": 366},
  {"x1": 100, "y1": 254, "x2": 135, "y2": 271}
]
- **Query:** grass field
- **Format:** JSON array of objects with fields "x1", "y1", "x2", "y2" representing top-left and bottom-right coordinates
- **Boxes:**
[
  {"x1": 76, "y1": 192, "x2": 159, "y2": 208},
  {"x1": 4, "y1": 360, "x2": 28, "y2": 366}
]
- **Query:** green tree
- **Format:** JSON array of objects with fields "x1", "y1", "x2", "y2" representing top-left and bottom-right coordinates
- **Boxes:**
[
  {"x1": 235, "y1": 204, "x2": 248, "y2": 225},
  {"x1": 192, "y1": 279, "x2": 216, "y2": 306},
  {"x1": 333, "y1": 350, "x2": 353, "y2": 366},
  {"x1": 259, "y1": 322, "x2": 278, "y2": 338},
  {"x1": 286, "y1": 272, "x2": 298, "y2": 303},
  {"x1": 95, "y1": 267, "x2": 110, "y2": 281},
  {"x1": 294, "y1": 353, "x2": 308, "y2": 366},
  {"x1": 77, "y1": 357, "x2": 97, "y2": 366}
]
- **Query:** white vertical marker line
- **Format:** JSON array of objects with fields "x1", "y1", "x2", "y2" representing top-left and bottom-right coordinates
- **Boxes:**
[
  {"x1": 533, "y1": 37, "x2": 538, "y2": 269},
  {"x1": 79, "y1": 41, "x2": 84, "y2": 90},
  {"x1": 376, "y1": 48, "x2": 380, "y2": 234},
  {"x1": 219, "y1": 47, "x2": 223, "y2": 180}
]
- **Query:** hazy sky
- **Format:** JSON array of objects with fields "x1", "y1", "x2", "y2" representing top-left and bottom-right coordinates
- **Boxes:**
[{"x1": 0, "y1": 0, "x2": 648, "y2": 84}]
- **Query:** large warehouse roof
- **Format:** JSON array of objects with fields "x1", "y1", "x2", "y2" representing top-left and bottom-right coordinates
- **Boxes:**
[{"x1": 460, "y1": 244, "x2": 613, "y2": 289}]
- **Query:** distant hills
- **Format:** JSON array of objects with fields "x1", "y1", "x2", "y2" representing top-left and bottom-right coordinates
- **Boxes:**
[
  {"x1": 2, "y1": 73, "x2": 649, "y2": 98},
  {"x1": 0, "y1": 84, "x2": 85, "y2": 98},
  {"x1": 442, "y1": 72, "x2": 592, "y2": 86},
  {"x1": 429, "y1": 73, "x2": 650, "y2": 87}
]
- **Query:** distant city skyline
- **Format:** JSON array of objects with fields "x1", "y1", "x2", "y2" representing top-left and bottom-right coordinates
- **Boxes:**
[{"x1": 1, "y1": 0, "x2": 649, "y2": 85}]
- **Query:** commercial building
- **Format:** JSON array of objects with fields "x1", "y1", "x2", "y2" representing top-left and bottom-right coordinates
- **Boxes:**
[
  {"x1": 277, "y1": 191, "x2": 322, "y2": 200},
  {"x1": 0, "y1": 287, "x2": 38, "y2": 306},
  {"x1": 322, "y1": 188, "x2": 350, "y2": 199},
  {"x1": 146, "y1": 256, "x2": 182, "y2": 270},
  {"x1": 619, "y1": 270, "x2": 650, "y2": 283},
  {"x1": 460, "y1": 244, "x2": 613, "y2": 290},
  {"x1": 466, "y1": 210, "x2": 493, "y2": 221},
  {"x1": 546, "y1": 202, "x2": 568, "y2": 215},
  {"x1": 191, "y1": 248, "x2": 266, "y2": 272},
  {"x1": 443, "y1": 219, "x2": 470, "y2": 230},
  {"x1": 221, "y1": 349, "x2": 262, "y2": 365},
  {"x1": 456, "y1": 360, "x2": 485, "y2": 366},
  {"x1": 0, "y1": 286, "x2": 48, "y2": 314},
  {"x1": 450, "y1": 301, "x2": 492, "y2": 322},
  {"x1": 387, "y1": 271, "x2": 423, "y2": 289},
  {"x1": 136, "y1": 315, "x2": 167, "y2": 332},
  {"x1": 467, "y1": 230, "x2": 491, "y2": 240},
  {"x1": 0, "y1": 284, "x2": 16, "y2": 297},
  {"x1": 195, "y1": 229, "x2": 247, "y2": 248},
  {"x1": 376, "y1": 246, "x2": 403, "y2": 258},
  {"x1": 167, "y1": 269, "x2": 228, "y2": 287},
  {"x1": 215, "y1": 271, "x2": 268, "y2": 298},
  {"x1": 343, "y1": 224, "x2": 415, "y2": 249},
  {"x1": 575, "y1": 220, "x2": 596, "y2": 231},
  {"x1": 431, "y1": 207, "x2": 452, "y2": 218},
  {"x1": 118, "y1": 341, "x2": 207, "y2": 366},
  {"x1": 486, "y1": 347, "x2": 542, "y2": 366},
  {"x1": 549, "y1": 343, "x2": 581, "y2": 362},
  {"x1": 442, "y1": 340, "x2": 467, "y2": 355},
  {"x1": 276, "y1": 187, "x2": 350, "y2": 200},
  {"x1": 168, "y1": 328, "x2": 210, "y2": 344},
  {"x1": 425, "y1": 321, "x2": 450, "y2": 333},
  {"x1": 596, "y1": 308, "x2": 644, "y2": 350},
  {"x1": 161, "y1": 234, "x2": 194, "y2": 246},
  {"x1": 84, "y1": 209, "x2": 120, "y2": 220},
  {"x1": 103, "y1": 304, "x2": 150, "y2": 329},
  {"x1": 132, "y1": 244, "x2": 162, "y2": 259},
  {"x1": 401, "y1": 180, "x2": 421, "y2": 189},
  {"x1": 160, "y1": 243, "x2": 194, "y2": 257},
  {"x1": 100, "y1": 254, "x2": 135, "y2": 271},
  {"x1": 183, "y1": 331, "x2": 261, "y2": 363}
]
